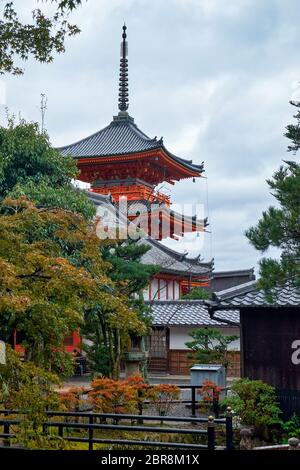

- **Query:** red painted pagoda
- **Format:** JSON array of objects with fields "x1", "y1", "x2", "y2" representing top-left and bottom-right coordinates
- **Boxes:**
[{"x1": 59, "y1": 25, "x2": 206, "y2": 240}]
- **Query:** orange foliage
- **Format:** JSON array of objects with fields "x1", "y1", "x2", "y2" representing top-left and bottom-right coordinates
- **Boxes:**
[
  {"x1": 59, "y1": 387, "x2": 86, "y2": 411},
  {"x1": 87, "y1": 376, "x2": 181, "y2": 416},
  {"x1": 88, "y1": 377, "x2": 138, "y2": 414},
  {"x1": 150, "y1": 384, "x2": 180, "y2": 416},
  {"x1": 198, "y1": 380, "x2": 222, "y2": 403}
]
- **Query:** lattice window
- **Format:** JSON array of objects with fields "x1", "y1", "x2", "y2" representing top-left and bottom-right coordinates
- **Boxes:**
[{"x1": 145, "y1": 328, "x2": 167, "y2": 358}]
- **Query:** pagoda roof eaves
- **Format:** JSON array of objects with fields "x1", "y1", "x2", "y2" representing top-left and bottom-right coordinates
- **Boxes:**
[{"x1": 57, "y1": 117, "x2": 203, "y2": 177}]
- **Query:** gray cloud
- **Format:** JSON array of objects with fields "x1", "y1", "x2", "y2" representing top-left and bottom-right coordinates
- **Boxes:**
[{"x1": 2, "y1": 0, "x2": 300, "y2": 271}]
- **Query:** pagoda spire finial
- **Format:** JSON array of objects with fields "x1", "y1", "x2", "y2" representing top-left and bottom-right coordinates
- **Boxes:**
[{"x1": 118, "y1": 23, "x2": 129, "y2": 113}]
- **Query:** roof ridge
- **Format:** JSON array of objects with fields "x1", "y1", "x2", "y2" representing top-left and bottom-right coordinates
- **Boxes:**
[
  {"x1": 209, "y1": 280, "x2": 300, "y2": 309},
  {"x1": 146, "y1": 238, "x2": 199, "y2": 262},
  {"x1": 146, "y1": 299, "x2": 208, "y2": 304},
  {"x1": 214, "y1": 280, "x2": 257, "y2": 301},
  {"x1": 213, "y1": 268, "x2": 254, "y2": 276}
]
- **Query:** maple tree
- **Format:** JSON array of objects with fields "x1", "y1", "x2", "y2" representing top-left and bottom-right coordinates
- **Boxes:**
[
  {"x1": 0, "y1": 197, "x2": 146, "y2": 375},
  {"x1": 149, "y1": 384, "x2": 180, "y2": 417},
  {"x1": 0, "y1": 120, "x2": 154, "y2": 378},
  {"x1": 59, "y1": 386, "x2": 86, "y2": 412},
  {"x1": 199, "y1": 380, "x2": 222, "y2": 403},
  {"x1": 87, "y1": 375, "x2": 180, "y2": 416},
  {"x1": 88, "y1": 377, "x2": 138, "y2": 414},
  {"x1": 0, "y1": 1, "x2": 86, "y2": 75}
]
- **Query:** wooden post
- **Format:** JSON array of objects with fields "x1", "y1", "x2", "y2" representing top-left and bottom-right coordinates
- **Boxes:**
[
  {"x1": 88, "y1": 415, "x2": 94, "y2": 451},
  {"x1": 138, "y1": 390, "x2": 143, "y2": 425},
  {"x1": 42, "y1": 422, "x2": 48, "y2": 436},
  {"x1": 225, "y1": 407, "x2": 234, "y2": 450},
  {"x1": 58, "y1": 423, "x2": 64, "y2": 439},
  {"x1": 191, "y1": 386, "x2": 196, "y2": 418},
  {"x1": 207, "y1": 415, "x2": 215, "y2": 450},
  {"x1": 3, "y1": 421, "x2": 10, "y2": 447},
  {"x1": 213, "y1": 397, "x2": 219, "y2": 418}
]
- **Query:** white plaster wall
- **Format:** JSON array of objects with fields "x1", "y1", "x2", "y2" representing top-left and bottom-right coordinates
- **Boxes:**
[
  {"x1": 174, "y1": 281, "x2": 180, "y2": 300},
  {"x1": 160, "y1": 280, "x2": 167, "y2": 300},
  {"x1": 148, "y1": 279, "x2": 180, "y2": 300},
  {"x1": 169, "y1": 326, "x2": 240, "y2": 350},
  {"x1": 143, "y1": 287, "x2": 150, "y2": 301},
  {"x1": 151, "y1": 278, "x2": 158, "y2": 300}
]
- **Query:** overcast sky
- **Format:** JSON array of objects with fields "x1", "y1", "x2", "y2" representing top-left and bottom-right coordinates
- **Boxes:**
[{"x1": 1, "y1": 0, "x2": 300, "y2": 272}]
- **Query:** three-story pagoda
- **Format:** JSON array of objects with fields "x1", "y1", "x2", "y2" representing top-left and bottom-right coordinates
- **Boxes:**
[{"x1": 58, "y1": 25, "x2": 206, "y2": 240}]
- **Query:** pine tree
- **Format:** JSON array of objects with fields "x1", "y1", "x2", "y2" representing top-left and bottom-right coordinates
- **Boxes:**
[{"x1": 246, "y1": 100, "x2": 300, "y2": 291}]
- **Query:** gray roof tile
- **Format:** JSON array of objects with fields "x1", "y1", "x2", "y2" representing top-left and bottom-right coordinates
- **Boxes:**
[
  {"x1": 58, "y1": 117, "x2": 160, "y2": 158},
  {"x1": 139, "y1": 238, "x2": 213, "y2": 276},
  {"x1": 57, "y1": 114, "x2": 203, "y2": 173},
  {"x1": 211, "y1": 281, "x2": 300, "y2": 308},
  {"x1": 148, "y1": 300, "x2": 239, "y2": 326}
]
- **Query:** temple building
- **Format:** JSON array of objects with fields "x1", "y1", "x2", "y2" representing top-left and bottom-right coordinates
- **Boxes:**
[
  {"x1": 57, "y1": 25, "x2": 255, "y2": 376},
  {"x1": 139, "y1": 238, "x2": 212, "y2": 300},
  {"x1": 58, "y1": 25, "x2": 205, "y2": 241},
  {"x1": 89, "y1": 192, "x2": 213, "y2": 298}
]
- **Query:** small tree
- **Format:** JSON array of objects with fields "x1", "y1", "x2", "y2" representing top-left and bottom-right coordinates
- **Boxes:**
[
  {"x1": 181, "y1": 287, "x2": 211, "y2": 300},
  {"x1": 149, "y1": 384, "x2": 180, "y2": 417},
  {"x1": 88, "y1": 377, "x2": 138, "y2": 414},
  {"x1": 185, "y1": 328, "x2": 238, "y2": 369}
]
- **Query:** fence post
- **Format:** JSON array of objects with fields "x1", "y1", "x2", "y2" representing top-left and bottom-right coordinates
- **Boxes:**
[
  {"x1": 191, "y1": 386, "x2": 196, "y2": 418},
  {"x1": 225, "y1": 406, "x2": 234, "y2": 450},
  {"x1": 207, "y1": 415, "x2": 215, "y2": 450},
  {"x1": 88, "y1": 415, "x2": 94, "y2": 451},
  {"x1": 138, "y1": 391, "x2": 143, "y2": 425},
  {"x1": 3, "y1": 421, "x2": 10, "y2": 447},
  {"x1": 58, "y1": 423, "x2": 64, "y2": 439},
  {"x1": 213, "y1": 397, "x2": 219, "y2": 418},
  {"x1": 42, "y1": 422, "x2": 48, "y2": 436}
]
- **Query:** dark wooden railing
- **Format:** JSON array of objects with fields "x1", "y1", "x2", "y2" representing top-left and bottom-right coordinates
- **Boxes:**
[
  {"x1": 0, "y1": 408, "x2": 234, "y2": 451},
  {"x1": 137, "y1": 384, "x2": 227, "y2": 418}
]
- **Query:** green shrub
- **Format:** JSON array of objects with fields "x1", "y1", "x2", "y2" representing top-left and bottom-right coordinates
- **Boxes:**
[
  {"x1": 222, "y1": 378, "x2": 282, "y2": 439},
  {"x1": 282, "y1": 414, "x2": 300, "y2": 439}
]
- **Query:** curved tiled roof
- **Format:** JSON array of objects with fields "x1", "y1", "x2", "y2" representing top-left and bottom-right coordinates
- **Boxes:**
[
  {"x1": 58, "y1": 115, "x2": 160, "y2": 158},
  {"x1": 139, "y1": 237, "x2": 213, "y2": 276},
  {"x1": 210, "y1": 281, "x2": 300, "y2": 308},
  {"x1": 58, "y1": 114, "x2": 203, "y2": 174},
  {"x1": 148, "y1": 300, "x2": 239, "y2": 326}
]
